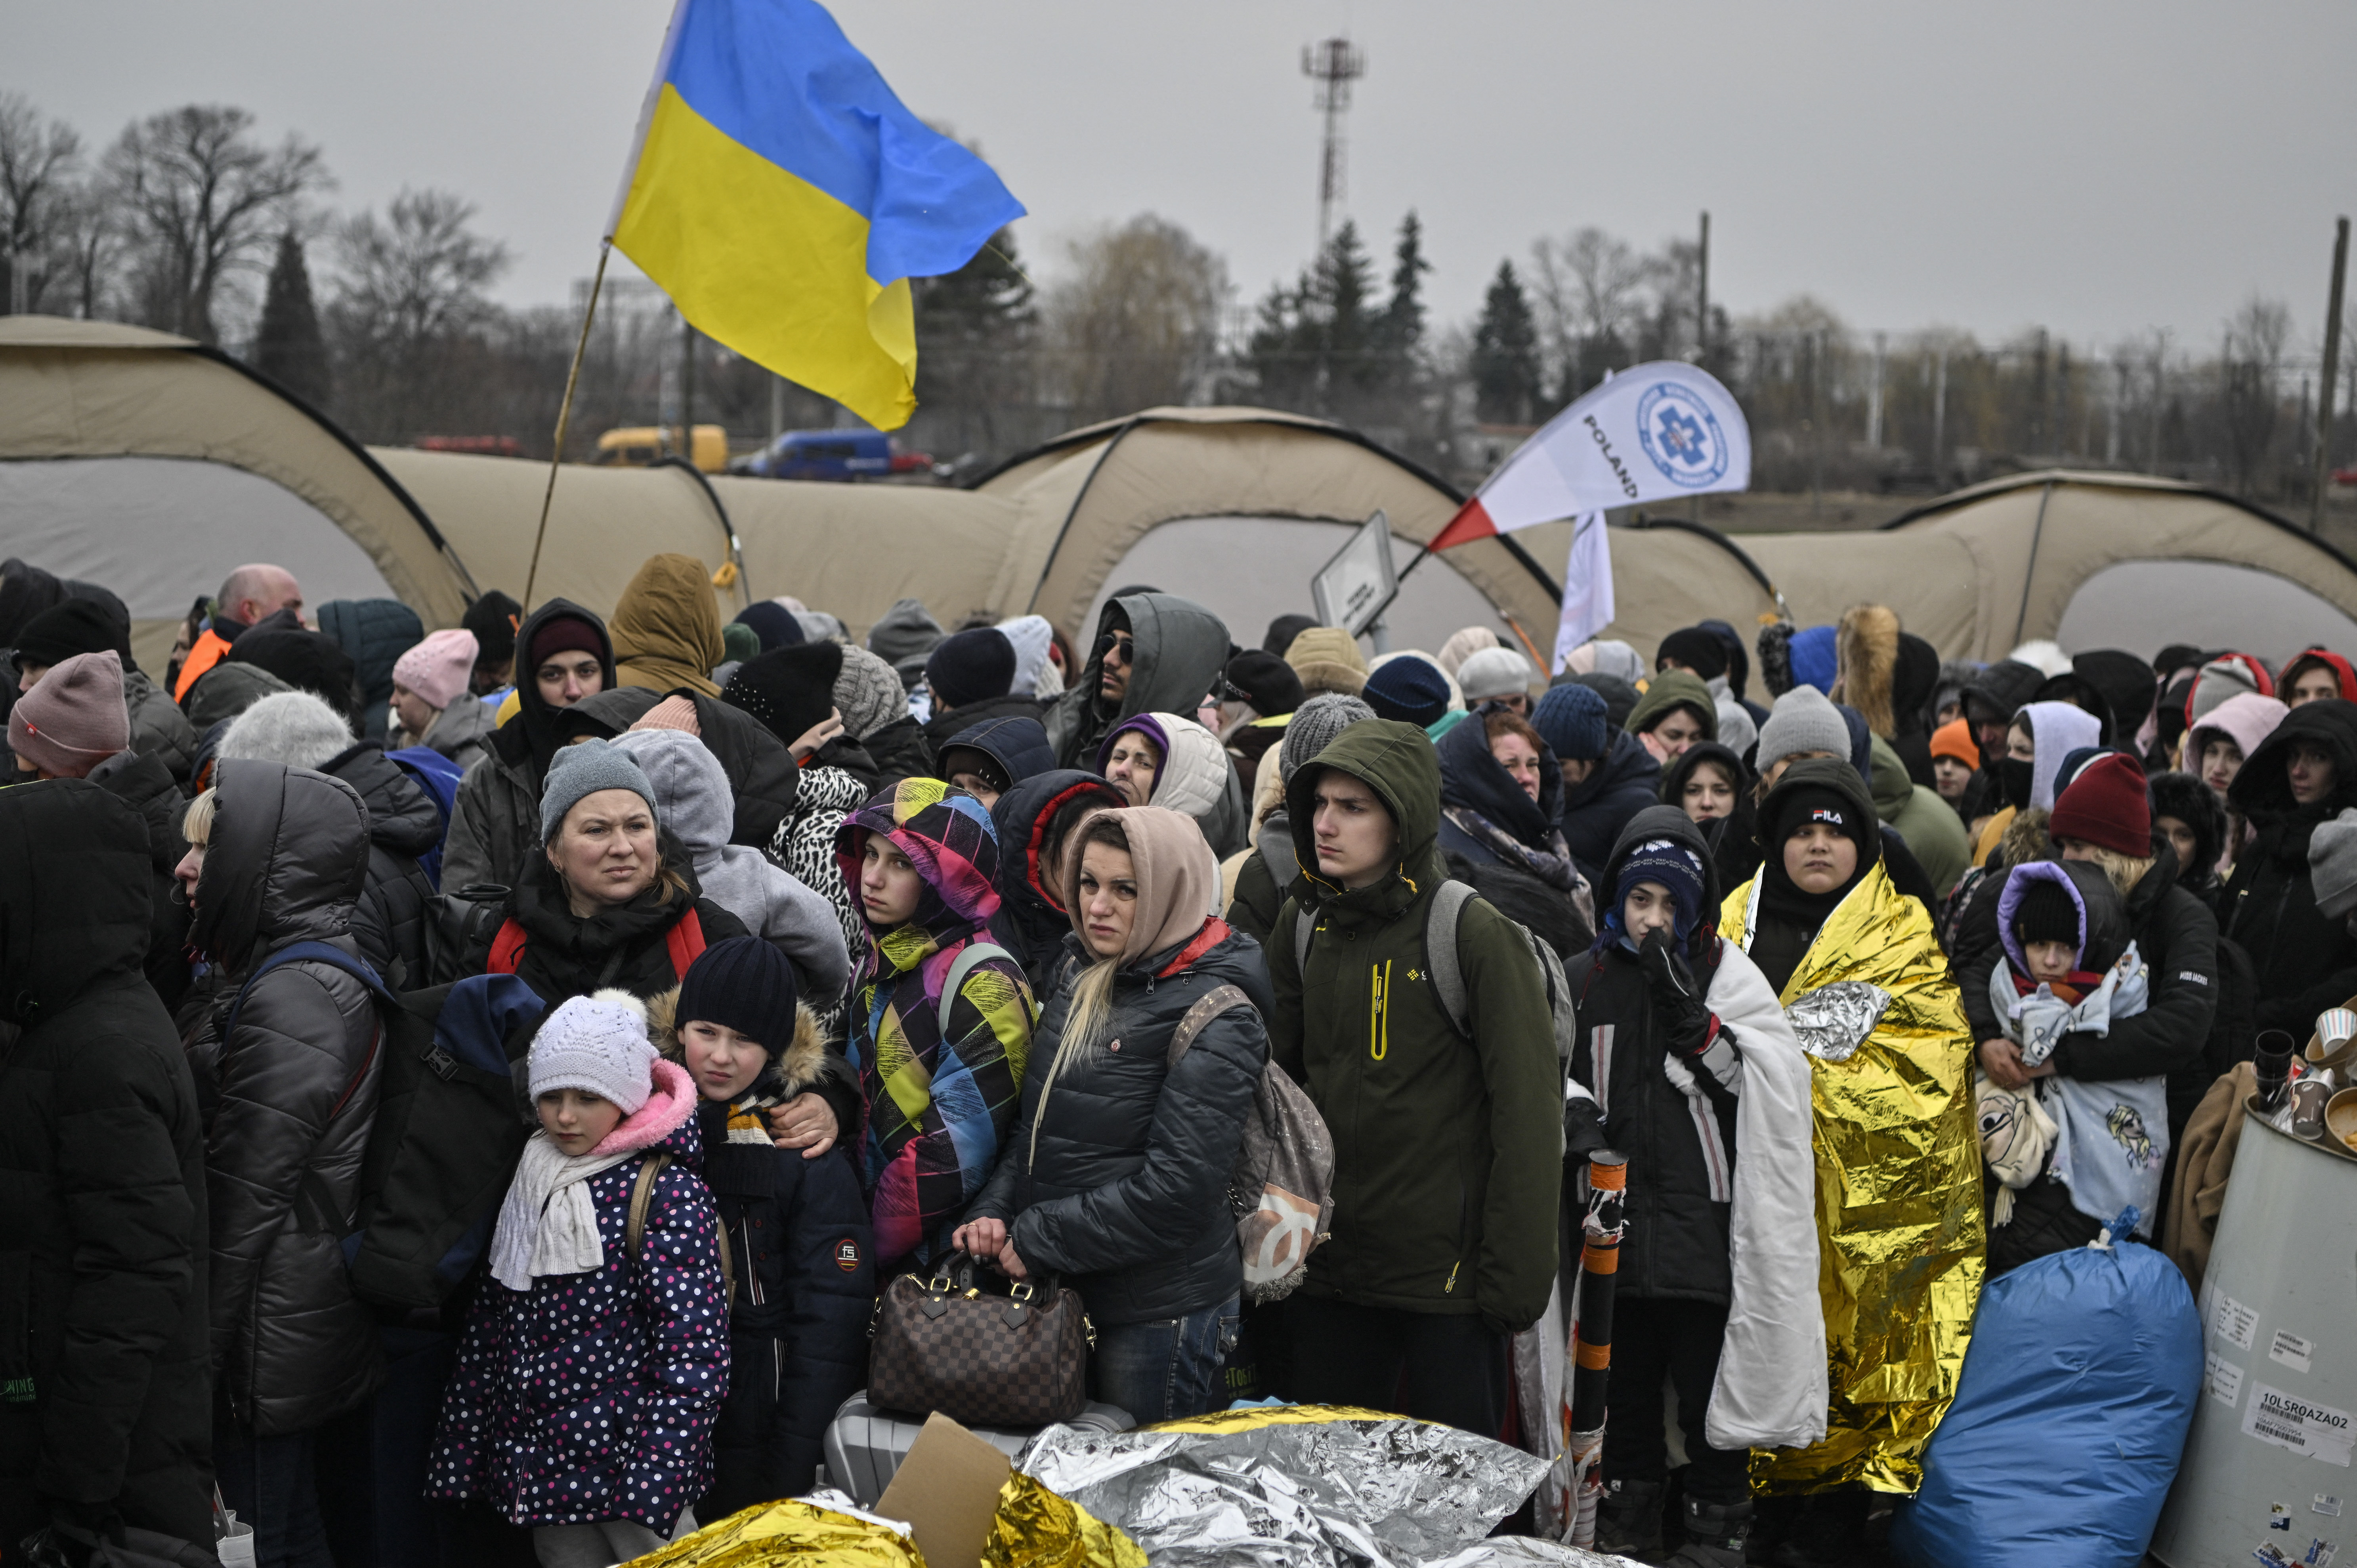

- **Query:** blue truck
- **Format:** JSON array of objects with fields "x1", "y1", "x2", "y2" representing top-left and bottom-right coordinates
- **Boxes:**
[{"x1": 733, "y1": 428, "x2": 939, "y2": 482}]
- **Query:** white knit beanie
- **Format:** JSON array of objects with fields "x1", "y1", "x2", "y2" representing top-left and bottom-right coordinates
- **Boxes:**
[
  {"x1": 1457, "y1": 646, "x2": 1536, "y2": 702},
  {"x1": 528, "y1": 990, "x2": 657, "y2": 1114}
]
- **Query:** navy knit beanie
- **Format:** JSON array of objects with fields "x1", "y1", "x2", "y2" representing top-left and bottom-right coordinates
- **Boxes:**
[
  {"x1": 677, "y1": 935, "x2": 800, "y2": 1053},
  {"x1": 1363, "y1": 655, "x2": 1453, "y2": 728},
  {"x1": 1614, "y1": 837, "x2": 1707, "y2": 943},
  {"x1": 1533, "y1": 682, "x2": 1610, "y2": 762}
]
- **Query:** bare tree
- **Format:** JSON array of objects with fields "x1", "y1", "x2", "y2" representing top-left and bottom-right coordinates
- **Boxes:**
[
  {"x1": 1043, "y1": 214, "x2": 1228, "y2": 425},
  {"x1": 103, "y1": 105, "x2": 328, "y2": 342},
  {"x1": 0, "y1": 92, "x2": 84, "y2": 313},
  {"x1": 1527, "y1": 227, "x2": 1660, "y2": 401},
  {"x1": 2221, "y1": 295, "x2": 2291, "y2": 493},
  {"x1": 326, "y1": 188, "x2": 511, "y2": 440}
]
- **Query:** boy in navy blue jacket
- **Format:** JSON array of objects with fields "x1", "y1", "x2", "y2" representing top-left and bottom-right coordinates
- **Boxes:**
[{"x1": 666, "y1": 937, "x2": 875, "y2": 1517}]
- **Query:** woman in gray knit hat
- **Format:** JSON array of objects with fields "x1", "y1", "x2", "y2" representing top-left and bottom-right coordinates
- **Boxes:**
[{"x1": 467, "y1": 738, "x2": 753, "y2": 1011}]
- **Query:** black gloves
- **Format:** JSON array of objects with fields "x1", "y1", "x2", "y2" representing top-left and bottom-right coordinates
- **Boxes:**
[{"x1": 1639, "y1": 928, "x2": 1716, "y2": 1059}]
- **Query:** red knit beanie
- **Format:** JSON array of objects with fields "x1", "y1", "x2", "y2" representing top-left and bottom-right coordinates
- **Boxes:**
[
  {"x1": 8, "y1": 650, "x2": 129, "y2": 779},
  {"x1": 2049, "y1": 752, "x2": 2151, "y2": 858}
]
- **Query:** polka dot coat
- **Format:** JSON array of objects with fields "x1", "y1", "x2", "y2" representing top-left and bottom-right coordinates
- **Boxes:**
[{"x1": 427, "y1": 1116, "x2": 730, "y2": 1532}]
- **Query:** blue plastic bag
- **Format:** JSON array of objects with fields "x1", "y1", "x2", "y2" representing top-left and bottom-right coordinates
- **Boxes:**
[{"x1": 1892, "y1": 1212, "x2": 2202, "y2": 1566}]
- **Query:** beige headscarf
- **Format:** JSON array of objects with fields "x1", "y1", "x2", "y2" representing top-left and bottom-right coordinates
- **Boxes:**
[
  {"x1": 610, "y1": 553, "x2": 726, "y2": 697},
  {"x1": 1437, "y1": 626, "x2": 1501, "y2": 678},
  {"x1": 1063, "y1": 806, "x2": 1220, "y2": 967}
]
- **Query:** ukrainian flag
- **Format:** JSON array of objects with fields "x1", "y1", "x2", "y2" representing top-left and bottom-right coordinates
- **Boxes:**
[{"x1": 609, "y1": 0, "x2": 1024, "y2": 431}]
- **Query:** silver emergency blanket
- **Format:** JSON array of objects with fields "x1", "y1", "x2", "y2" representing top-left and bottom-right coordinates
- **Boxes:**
[
  {"x1": 1018, "y1": 1405, "x2": 1550, "y2": 1568},
  {"x1": 1783, "y1": 980, "x2": 1892, "y2": 1062},
  {"x1": 1421, "y1": 1543, "x2": 1644, "y2": 1568}
]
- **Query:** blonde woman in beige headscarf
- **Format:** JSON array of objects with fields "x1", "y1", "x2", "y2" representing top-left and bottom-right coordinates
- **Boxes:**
[{"x1": 955, "y1": 806, "x2": 1267, "y2": 1422}]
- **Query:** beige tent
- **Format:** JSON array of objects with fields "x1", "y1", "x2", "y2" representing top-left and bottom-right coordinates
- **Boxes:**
[
  {"x1": 8, "y1": 313, "x2": 2350, "y2": 678},
  {"x1": 1534, "y1": 472, "x2": 2357, "y2": 664}
]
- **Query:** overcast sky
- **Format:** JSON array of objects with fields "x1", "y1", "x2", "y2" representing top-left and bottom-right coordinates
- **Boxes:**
[{"x1": 10, "y1": 0, "x2": 2357, "y2": 357}]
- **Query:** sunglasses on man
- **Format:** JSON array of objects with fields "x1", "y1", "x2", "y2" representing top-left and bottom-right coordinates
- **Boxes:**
[{"x1": 1093, "y1": 631, "x2": 1136, "y2": 666}]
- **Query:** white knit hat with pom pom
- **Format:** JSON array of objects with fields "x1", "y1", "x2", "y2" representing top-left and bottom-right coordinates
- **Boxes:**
[{"x1": 528, "y1": 989, "x2": 657, "y2": 1114}]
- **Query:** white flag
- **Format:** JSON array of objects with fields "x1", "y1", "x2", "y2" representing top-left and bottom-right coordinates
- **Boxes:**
[
  {"x1": 1551, "y1": 513, "x2": 1614, "y2": 673},
  {"x1": 1429, "y1": 361, "x2": 1751, "y2": 550}
]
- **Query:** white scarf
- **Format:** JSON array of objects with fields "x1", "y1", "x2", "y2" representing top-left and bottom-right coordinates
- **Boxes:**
[{"x1": 487, "y1": 1131, "x2": 641, "y2": 1291}]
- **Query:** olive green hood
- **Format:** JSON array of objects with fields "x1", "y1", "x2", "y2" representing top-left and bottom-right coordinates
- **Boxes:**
[{"x1": 1283, "y1": 718, "x2": 1444, "y2": 919}]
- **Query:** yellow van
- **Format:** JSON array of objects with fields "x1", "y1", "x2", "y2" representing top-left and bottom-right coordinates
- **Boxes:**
[{"x1": 593, "y1": 425, "x2": 729, "y2": 473}]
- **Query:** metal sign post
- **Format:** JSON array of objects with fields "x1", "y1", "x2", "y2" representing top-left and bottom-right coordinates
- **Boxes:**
[{"x1": 1311, "y1": 509, "x2": 1399, "y2": 655}]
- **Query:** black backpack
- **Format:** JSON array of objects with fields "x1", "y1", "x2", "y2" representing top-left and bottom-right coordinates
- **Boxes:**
[{"x1": 219, "y1": 942, "x2": 548, "y2": 1310}]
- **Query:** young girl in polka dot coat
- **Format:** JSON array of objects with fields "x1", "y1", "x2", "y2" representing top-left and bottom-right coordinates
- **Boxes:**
[{"x1": 428, "y1": 990, "x2": 730, "y2": 1564}]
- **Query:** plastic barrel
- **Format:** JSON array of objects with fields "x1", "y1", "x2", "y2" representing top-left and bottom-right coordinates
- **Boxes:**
[{"x1": 2153, "y1": 1108, "x2": 2357, "y2": 1565}]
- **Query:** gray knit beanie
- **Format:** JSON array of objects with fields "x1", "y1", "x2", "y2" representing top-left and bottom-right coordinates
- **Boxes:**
[
  {"x1": 833, "y1": 643, "x2": 907, "y2": 741},
  {"x1": 539, "y1": 737, "x2": 659, "y2": 843},
  {"x1": 1279, "y1": 692, "x2": 1377, "y2": 782},
  {"x1": 1756, "y1": 685, "x2": 1853, "y2": 771},
  {"x1": 529, "y1": 989, "x2": 657, "y2": 1114},
  {"x1": 2313, "y1": 808, "x2": 2357, "y2": 921}
]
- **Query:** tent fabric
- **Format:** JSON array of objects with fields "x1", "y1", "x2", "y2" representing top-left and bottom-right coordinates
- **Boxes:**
[
  {"x1": 1562, "y1": 472, "x2": 2357, "y2": 662},
  {"x1": 0, "y1": 316, "x2": 477, "y2": 629},
  {"x1": 11, "y1": 314, "x2": 2357, "y2": 670}
]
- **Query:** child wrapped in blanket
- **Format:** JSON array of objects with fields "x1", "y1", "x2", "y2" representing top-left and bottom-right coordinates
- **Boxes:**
[{"x1": 1976, "y1": 859, "x2": 2165, "y2": 1271}]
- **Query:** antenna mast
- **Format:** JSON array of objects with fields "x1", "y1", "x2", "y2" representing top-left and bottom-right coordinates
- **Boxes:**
[{"x1": 1301, "y1": 36, "x2": 1367, "y2": 252}]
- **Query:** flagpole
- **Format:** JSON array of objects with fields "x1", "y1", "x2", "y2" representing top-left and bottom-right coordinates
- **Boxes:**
[{"x1": 524, "y1": 240, "x2": 612, "y2": 610}]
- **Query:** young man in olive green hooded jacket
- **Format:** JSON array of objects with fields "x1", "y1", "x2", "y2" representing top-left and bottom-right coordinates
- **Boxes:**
[{"x1": 1269, "y1": 719, "x2": 1561, "y2": 1434}]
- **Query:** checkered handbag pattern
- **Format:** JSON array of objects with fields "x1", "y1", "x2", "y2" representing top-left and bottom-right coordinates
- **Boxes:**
[{"x1": 868, "y1": 1262, "x2": 1090, "y2": 1427}]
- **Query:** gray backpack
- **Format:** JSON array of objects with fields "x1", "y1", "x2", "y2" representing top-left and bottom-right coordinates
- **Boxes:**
[
  {"x1": 1163, "y1": 985, "x2": 1336, "y2": 1305},
  {"x1": 1294, "y1": 880, "x2": 1578, "y2": 1071}
]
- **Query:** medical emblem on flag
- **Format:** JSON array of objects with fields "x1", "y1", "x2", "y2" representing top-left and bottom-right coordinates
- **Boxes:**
[{"x1": 1637, "y1": 381, "x2": 1731, "y2": 488}]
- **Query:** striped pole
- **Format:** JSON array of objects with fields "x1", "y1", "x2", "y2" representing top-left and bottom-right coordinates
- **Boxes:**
[{"x1": 1566, "y1": 1150, "x2": 1627, "y2": 1549}]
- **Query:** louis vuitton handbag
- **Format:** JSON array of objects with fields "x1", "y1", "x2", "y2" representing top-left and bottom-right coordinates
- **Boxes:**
[{"x1": 867, "y1": 1254, "x2": 1092, "y2": 1427}]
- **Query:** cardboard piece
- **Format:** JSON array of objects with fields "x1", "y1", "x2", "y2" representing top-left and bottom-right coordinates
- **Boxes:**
[{"x1": 874, "y1": 1411, "x2": 1014, "y2": 1568}]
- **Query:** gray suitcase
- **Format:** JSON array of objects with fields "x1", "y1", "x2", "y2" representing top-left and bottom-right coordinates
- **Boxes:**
[{"x1": 819, "y1": 1389, "x2": 1134, "y2": 1505}]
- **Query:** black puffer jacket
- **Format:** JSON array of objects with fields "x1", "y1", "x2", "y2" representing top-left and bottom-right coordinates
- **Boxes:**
[
  {"x1": 321, "y1": 741, "x2": 442, "y2": 990},
  {"x1": 86, "y1": 747, "x2": 194, "y2": 1012},
  {"x1": 695, "y1": 1006, "x2": 875, "y2": 1516},
  {"x1": 986, "y1": 770, "x2": 1125, "y2": 999},
  {"x1": 1558, "y1": 728, "x2": 1661, "y2": 886},
  {"x1": 2223, "y1": 698, "x2": 2357, "y2": 1034},
  {"x1": 1563, "y1": 808, "x2": 1739, "y2": 1303},
  {"x1": 187, "y1": 759, "x2": 385, "y2": 1436},
  {"x1": 970, "y1": 922, "x2": 1268, "y2": 1326},
  {"x1": 0, "y1": 783, "x2": 212, "y2": 1547},
  {"x1": 468, "y1": 834, "x2": 751, "y2": 1010}
]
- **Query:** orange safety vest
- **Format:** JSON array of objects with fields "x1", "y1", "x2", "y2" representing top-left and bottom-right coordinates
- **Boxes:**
[{"x1": 173, "y1": 628, "x2": 235, "y2": 702}]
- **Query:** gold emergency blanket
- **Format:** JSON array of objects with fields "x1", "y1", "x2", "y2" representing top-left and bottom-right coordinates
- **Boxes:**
[
  {"x1": 625, "y1": 1477, "x2": 1145, "y2": 1568},
  {"x1": 624, "y1": 1497, "x2": 927, "y2": 1567},
  {"x1": 1725, "y1": 865, "x2": 1985, "y2": 1494},
  {"x1": 984, "y1": 1471, "x2": 1150, "y2": 1568}
]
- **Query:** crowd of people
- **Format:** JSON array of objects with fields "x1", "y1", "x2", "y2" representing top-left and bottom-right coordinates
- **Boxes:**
[{"x1": 0, "y1": 547, "x2": 2344, "y2": 1568}]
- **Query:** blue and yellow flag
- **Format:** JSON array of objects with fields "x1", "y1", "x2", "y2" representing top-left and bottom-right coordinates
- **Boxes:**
[{"x1": 608, "y1": 0, "x2": 1024, "y2": 430}]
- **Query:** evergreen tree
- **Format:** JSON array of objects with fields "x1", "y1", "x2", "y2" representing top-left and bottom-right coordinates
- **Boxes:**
[
  {"x1": 253, "y1": 230, "x2": 330, "y2": 407},
  {"x1": 1375, "y1": 210, "x2": 1429, "y2": 366},
  {"x1": 909, "y1": 224, "x2": 1035, "y2": 459},
  {"x1": 1322, "y1": 219, "x2": 1377, "y2": 390},
  {"x1": 1471, "y1": 259, "x2": 1541, "y2": 424}
]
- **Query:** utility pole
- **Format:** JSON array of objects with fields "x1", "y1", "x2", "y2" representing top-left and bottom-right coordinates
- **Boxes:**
[
  {"x1": 1694, "y1": 211, "x2": 1709, "y2": 361},
  {"x1": 2313, "y1": 216, "x2": 2349, "y2": 533},
  {"x1": 1866, "y1": 332, "x2": 1886, "y2": 450},
  {"x1": 1301, "y1": 36, "x2": 1367, "y2": 253},
  {"x1": 680, "y1": 317, "x2": 697, "y2": 465},
  {"x1": 1931, "y1": 345, "x2": 1948, "y2": 480}
]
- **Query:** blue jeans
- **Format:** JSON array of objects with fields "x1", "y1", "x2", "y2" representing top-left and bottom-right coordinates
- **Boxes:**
[{"x1": 1091, "y1": 1296, "x2": 1239, "y2": 1425}]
